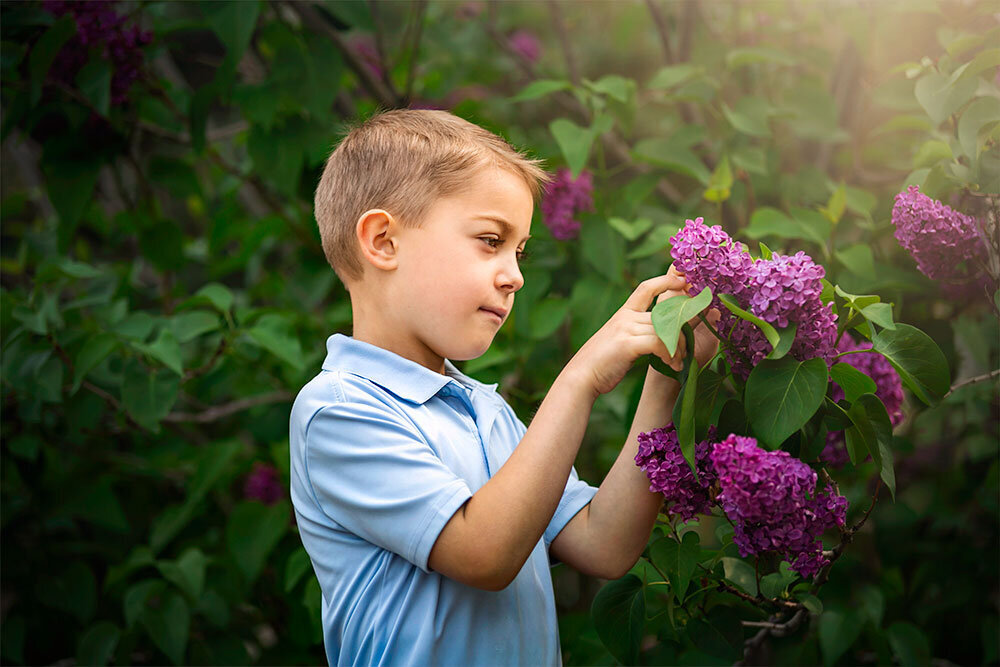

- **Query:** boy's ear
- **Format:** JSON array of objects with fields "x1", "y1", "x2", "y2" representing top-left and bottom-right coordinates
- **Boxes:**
[{"x1": 356, "y1": 209, "x2": 399, "y2": 271}]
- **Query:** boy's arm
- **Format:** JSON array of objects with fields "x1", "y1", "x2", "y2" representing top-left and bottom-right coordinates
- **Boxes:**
[{"x1": 548, "y1": 366, "x2": 679, "y2": 579}]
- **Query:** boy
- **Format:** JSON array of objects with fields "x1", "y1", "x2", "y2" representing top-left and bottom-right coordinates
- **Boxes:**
[{"x1": 289, "y1": 109, "x2": 720, "y2": 666}]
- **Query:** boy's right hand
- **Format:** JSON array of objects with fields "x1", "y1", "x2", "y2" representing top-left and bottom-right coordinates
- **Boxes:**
[{"x1": 565, "y1": 271, "x2": 703, "y2": 399}]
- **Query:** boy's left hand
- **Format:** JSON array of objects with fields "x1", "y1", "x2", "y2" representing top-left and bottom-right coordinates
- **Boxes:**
[{"x1": 655, "y1": 264, "x2": 721, "y2": 369}]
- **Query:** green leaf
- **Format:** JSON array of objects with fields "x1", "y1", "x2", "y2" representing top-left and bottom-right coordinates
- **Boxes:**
[
  {"x1": 745, "y1": 207, "x2": 822, "y2": 245},
  {"x1": 759, "y1": 242, "x2": 773, "y2": 260},
  {"x1": 746, "y1": 357, "x2": 829, "y2": 448},
  {"x1": 113, "y1": 312, "x2": 156, "y2": 341},
  {"x1": 819, "y1": 610, "x2": 864, "y2": 667},
  {"x1": 72, "y1": 333, "x2": 118, "y2": 393},
  {"x1": 62, "y1": 475, "x2": 130, "y2": 532},
  {"x1": 830, "y1": 363, "x2": 877, "y2": 403},
  {"x1": 226, "y1": 500, "x2": 291, "y2": 584},
  {"x1": 914, "y1": 70, "x2": 977, "y2": 126},
  {"x1": 510, "y1": 79, "x2": 572, "y2": 102},
  {"x1": 820, "y1": 184, "x2": 847, "y2": 224},
  {"x1": 796, "y1": 592, "x2": 824, "y2": 615},
  {"x1": 887, "y1": 622, "x2": 931, "y2": 667},
  {"x1": 844, "y1": 393, "x2": 889, "y2": 470},
  {"x1": 768, "y1": 323, "x2": 797, "y2": 360},
  {"x1": 631, "y1": 141, "x2": 712, "y2": 185},
  {"x1": 717, "y1": 293, "x2": 779, "y2": 350},
  {"x1": 913, "y1": 139, "x2": 953, "y2": 168},
  {"x1": 121, "y1": 359, "x2": 180, "y2": 432},
  {"x1": 651, "y1": 287, "x2": 713, "y2": 356},
  {"x1": 690, "y1": 368, "x2": 725, "y2": 442},
  {"x1": 585, "y1": 75, "x2": 633, "y2": 103},
  {"x1": 550, "y1": 118, "x2": 595, "y2": 179},
  {"x1": 716, "y1": 399, "x2": 748, "y2": 440},
  {"x1": 649, "y1": 532, "x2": 699, "y2": 603},
  {"x1": 149, "y1": 440, "x2": 241, "y2": 554},
  {"x1": 703, "y1": 154, "x2": 733, "y2": 202},
  {"x1": 721, "y1": 556, "x2": 758, "y2": 596},
  {"x1": 157, "y1": 547, "x2": 208, "y2": 602},
  {"x1": 647, "y1": 64, "x2": 698, "y2": 89},
  {"x1": 143, "y1": 328, "x2": 184, "y2": 376},
  {"x1": 860, "y1": 303, "x2": 896, "y2": 330},
  {"x1": 200, "y1": 0, "x2": 259, "y2": 73},
  {"x1": 41, "y1": 150, "x2": 101, "y2": 230},
  {"x1": 677, "y1": 356, "x2": 700, "y2": 473},
  {"x1": 76, "y1": 622, "x2": 120, "y2": 667},
  {"x1": 870, "y1": 323, "x2": 950, "y2": 406},
  {"x1": 140, "y1": 590, "x2": 190, "y2": 665},
  {"x1": 247, "y1": 313, "x2": 304, "y2": 369},
  {"x1": 284, "y1": 548, "x2": 312, "y2": 593},
  {"x1": 528, "y1": 297, "x2": 570, "y2": 340},
  {"x1": 590, "y1": 574, "x2": 645, "y2": 666},
  {"x1": 170, "y1": 311, "x2": 221, "y2": 343},
  {"x1": 687, "y1": 606, "x2": 744, "y2": 662},
  {"x1": 958, "y1": 96, "x2": 1000, "y2": 159},
  {"x1": 29, "y1": 15, "x2": 76, "y2": 105},
  {"x1": 760, "y1": 562, "x2": 797, "y2": 599},
  {"x1": 124, "y1": 580, "x2": 166, "y2": 629},
  {"x1": 607, "y1": 216, "x2": 653, "y2": 241},
  {"x1": 36, "y1": 561, "x2": 97, "y2": 623},
  {"x1": 194, "y1": 283, "x2": 234, "y2": 315},
  {"x1": 835, "y1": 244, "x2": 876, "y2": 280},
  {"x1": 580, "y1": 214, "x2": 625, "y2": 283},
  {"x1": 75, "y1": 58, "x2": 112, "y2": 117},
  {"x1": 726, "y1": 46, "x2": 796, "y2": 68},
  {"x1": 859, "y1": 586, "x2": 885, "y2": 628},
  {"x1": 722, "y1": 96, "x2": 773, "y2": 137}
]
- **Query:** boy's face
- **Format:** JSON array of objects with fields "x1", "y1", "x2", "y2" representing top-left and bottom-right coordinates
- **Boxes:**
[{"x1": 383, "y1": 166, "x2": 534, "y2": 372}]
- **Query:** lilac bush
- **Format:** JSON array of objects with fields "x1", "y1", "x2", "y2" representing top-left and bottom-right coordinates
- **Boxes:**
[
  {"x1": 541, "y1": 167, "x2": 593, "y2": 240},
  {"x1": 507, "y1": 29, "x2": 542, "y2": 64},
  {"x1": 244, "y1": 462, "x2": 285, "y2": 505},
  {"x1": 710, "y1": 434, "x2": 848, "y2": 578},
  {"x1": 634, "y1": 424, "x2": 718, "y2": 522}
]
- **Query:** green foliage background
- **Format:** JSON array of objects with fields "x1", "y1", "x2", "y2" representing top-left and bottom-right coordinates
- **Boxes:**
[{"x1": 1, "y1": 0, "x2": 998, "y2": 665}]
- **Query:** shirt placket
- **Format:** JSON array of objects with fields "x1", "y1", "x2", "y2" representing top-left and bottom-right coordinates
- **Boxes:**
[{"x1": 440, "y1": 382, "x2": 492, "y2": 478}]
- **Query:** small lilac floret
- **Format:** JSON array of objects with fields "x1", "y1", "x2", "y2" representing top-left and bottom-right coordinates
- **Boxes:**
[
  {"x1": 634, "y1": 424, "x2": 718, "y2": 522},
  {"x1": 710, "y1": 434, "x2": 848, "y2": 578},
  {"x1": 244, "y1": 462, "x2": 285, "y2": 505},
  {"x1": 541, "y1": 168, "x2": 594, "y2": 240}
]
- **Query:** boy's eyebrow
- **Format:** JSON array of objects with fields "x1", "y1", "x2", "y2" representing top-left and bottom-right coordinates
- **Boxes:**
[{"x1": 475, "y1": 215, "x2": 531, "y2": 242}]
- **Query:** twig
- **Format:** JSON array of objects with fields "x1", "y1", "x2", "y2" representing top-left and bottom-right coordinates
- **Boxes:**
[
  {"x1": 162, "y1": 390, "x2": 293, "y2": 423},
  {"x1": 183, "y1": 338, "x2": 229, "y2": 382},
  {"x1": 943, "y1": 369, "x2": 1000, "y2": 399},
  {"x1": 546, "y1": 0, "x2": 580, "y2": 85},
  {"x1": 644, "y1": 0, "x2": 674, "y2": 63},
  {"x1": 404, "y1": 0, "x2": 428, "y2": 101}
]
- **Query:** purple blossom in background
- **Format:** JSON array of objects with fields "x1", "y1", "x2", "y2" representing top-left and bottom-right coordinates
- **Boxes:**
[
  {"x1": 635, "y1": 424, "x2": 718, "y2": 522},
  {"x1": 347, "y1": 34, "x2": 384, "y2": 80},
  {"x1": 541, "y1": 168, "x2": 593, "y2": 240},
  {"x1": 44, "y1": 0, "x2": 153, "y2": 106},
  {"x1": 891, "y1": 185, "x2": 989, "y2": 290},
  {"x1": 244, "y1": 463, "x2": 285, "y2": 506},
  {"x1": 711, "y1": 434, "x2": 848, "y2": 578},
  {"x1": 821, "y1": 332, "x2": 905, "y2": 466},
  {"x1": 507, "y1": 29, "x2": 542, "y2": 64}
]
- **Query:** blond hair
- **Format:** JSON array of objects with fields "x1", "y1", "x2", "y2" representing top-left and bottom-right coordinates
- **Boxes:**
[{"x1": 314, "y1": 109, "x2": 551, "y2": 286}]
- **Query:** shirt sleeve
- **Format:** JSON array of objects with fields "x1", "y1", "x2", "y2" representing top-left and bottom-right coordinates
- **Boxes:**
[{"x1": 303, "y1": 396, "x2": 473, "y2": 574}]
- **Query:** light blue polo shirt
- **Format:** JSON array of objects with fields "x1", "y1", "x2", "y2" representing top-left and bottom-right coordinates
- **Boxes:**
[{"x1": 289, "y1": 333, "x2": 598, "y2": 666}]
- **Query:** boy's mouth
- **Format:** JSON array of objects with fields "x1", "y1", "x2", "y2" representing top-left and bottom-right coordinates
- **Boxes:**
[{"x1": 480, "y1": 307, "x2": 507, "y2": 321}]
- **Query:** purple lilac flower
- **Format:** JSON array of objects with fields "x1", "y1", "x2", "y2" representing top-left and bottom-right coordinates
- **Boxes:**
[
  {"x1": 44, "y1": 0, "x2": 152, "y2": 106},
  {"x1": 347, "y1": 33, "x2": 384, "y2": 80},
  {"x1": 244, "y1": 463, "x2": 285, "y2": 505},
  {"x1": 635, "y1": 424, "x2": 718, "y2": 522},
  {"x1": 669, "y1": 218, "x2": 837, "y2": 379},
  {"x1": 891, "y1": 185, "x2": 989, "y2": 289},
  {"x1": 669, "y1": 217, "x2": 754, "y2": 300},
  {"x1": 821, "y1": 332, "x2": 906, "y2": 467},
  {"x1": 540, "y1": 167, "x2": 593, "y2": 240},
  {"x1": 507, "y1": 29, "x2": 542, "y2": 64},
  {"x1": 710, "y1": 434, "x2": 848, "y2": 578}
]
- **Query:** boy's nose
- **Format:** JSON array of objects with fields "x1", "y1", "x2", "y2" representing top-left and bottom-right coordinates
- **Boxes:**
[{"x1": 498, "y1": 259, "x2": 524, "y2": 292}]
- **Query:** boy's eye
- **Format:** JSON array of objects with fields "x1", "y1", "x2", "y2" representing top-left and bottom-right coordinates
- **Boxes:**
[{"x1": 481, "y1": 236, "x2": 530, "y2": 264}]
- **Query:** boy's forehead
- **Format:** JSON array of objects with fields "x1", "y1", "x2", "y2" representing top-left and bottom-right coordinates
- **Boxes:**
[{"x1": 473, "y1": 214, "x2": 532, "y2": 241}]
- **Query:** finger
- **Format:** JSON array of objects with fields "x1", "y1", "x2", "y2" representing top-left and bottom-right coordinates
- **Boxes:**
[{"x1": 624, "y1": 275, "x2": 681, "y2": 312}]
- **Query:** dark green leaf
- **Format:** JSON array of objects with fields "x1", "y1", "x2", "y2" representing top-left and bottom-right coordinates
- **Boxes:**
[
  {"x1": 649, "y1": 531, "x2": 699, "y2": 602},
  {"x1": 140, "y1": 590, "x2": 190, "y2": 665},
  {"x1": 29, "y1": 15, "x2": 76, "y2": 105},
  {"x1": 75, "y1": 57, "x2": 112, "y2": 116},
  {"x1": 580, "y1": 214, "x2": 624, "y2": 283},
  {"x1": 768, "y1": 322, "x2": 797, "y2": 360},
  {"x1": 194, "y1": 283, "x2": 234, "y2": 315},
  {"x1": 142, "y1": 328, "x2": 184, "y2": 376},
  {"x1": 226, "y1": 500, "x2": 291, "y2": 584},
  {"x1": 830, "y1": 363, "x2": 877, "y2": 403},
  {"x1": 746, "y1": 357, "x2": 829, "y2": 448},
  {"x1": 247, "y1": 313, "x2": 304, "y2": 369},
  {"x1": 36, "y1": 561, "x2": 96, "y2": 623},
  {"x1": 797, "y1": 592, "x2": 824, "y2": 615},
  {"x1": 550, "y1": 118, "x2": 594, "y2": 178},
  {"x1": 284, "y1": 548, "x2": 312, "y2": 593},
  {"x1": 688, "y1": 606, "x2": 744, "y2": 661},
  {"x1": 590, "y1": 574, "x2": 645, "y2": 665},
  {"x1": 887, "y1": 622, "x2": 931, "y2": 667},
  {"x1": 819, "y1": 610, "x2": 864, "y2": 667},
  {"x1": 760, "y1": 562, "x2": 797, "y2": 598},
  {"x1": 528, "y1": 297, "x2": 570, "y2": 340},
  {"x1": 677, "y1": 355, "x2": 700, "y2": 474},
  {"x1": 121, "y1": 358, "x2": 180, "y2": 432},
  {"x1": 76, "y1": 621, "x2": 120, "y2": 667},
  {"x1": 157, "y1": 548, "x2": 207, "y2": 601},
  {"x1": 170, "y1": 311, "x2": 221, "y2": 343},
  {"x1": 721, "y1": 556, "x2": 758, "y2": 596},
  {"x1": 870, "y1": 323, "x2": 950, "y2": 406}
]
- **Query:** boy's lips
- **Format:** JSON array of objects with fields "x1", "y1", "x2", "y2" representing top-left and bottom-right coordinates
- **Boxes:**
[{"x1": 480, "y1": 306, "x2": 507, "y2": 321}]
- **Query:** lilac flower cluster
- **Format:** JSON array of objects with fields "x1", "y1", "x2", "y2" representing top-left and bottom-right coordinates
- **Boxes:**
[
  {"x1": 244, "y1": 463, "x2": 285, "y2": 505},
  {"x1": 507, "y1": 29, "x2": 542, "y2": 64},
  {"x1": 821, "y1": 332, "x2": 906, "y2": 467},
  {"x1": 710, "y1": 434, "x2": 848, "y2": 578},
  {"x1": 541, "y1": 168, "x2": 594, "y2": 240},
  {"x1": 44, "y1": 0, "x2": 153, "y2": 106},
  {"x1": 669, "y1": 218, "x2": 838, "y2": 379},
  {"x1": 634, "y1": 424, "x2": 718, "y2": 522},
  {"x1": 891, "y1": 186, "x2": 990, "y2": 295}
]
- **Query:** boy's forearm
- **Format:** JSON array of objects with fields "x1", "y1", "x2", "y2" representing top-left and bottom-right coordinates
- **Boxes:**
[
  {"x1": 585, "y1": 366, "x2": 679, "y2": 575},
  {"x1": 453, "y1": 366, "x2": 597, "y2": 588}
]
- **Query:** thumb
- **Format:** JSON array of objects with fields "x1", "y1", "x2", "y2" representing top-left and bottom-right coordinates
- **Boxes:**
[{"x1": 623, "y1": 274, "x2": 677, "y2": 312}]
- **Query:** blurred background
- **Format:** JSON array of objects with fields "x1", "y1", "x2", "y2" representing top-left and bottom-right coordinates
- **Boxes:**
[{"x1": 1, "y1": 0, "x2": 998, "y2": 664}]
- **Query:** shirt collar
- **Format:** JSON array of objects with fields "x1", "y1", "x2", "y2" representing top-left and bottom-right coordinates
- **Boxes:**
[{"x1": 321, "y1": 334, "x2": 499, "y2": 404}]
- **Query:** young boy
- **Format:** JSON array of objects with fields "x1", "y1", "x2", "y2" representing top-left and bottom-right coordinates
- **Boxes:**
[{"x1": 289, "y1": 109, "x2": 720, "y2": 666}]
